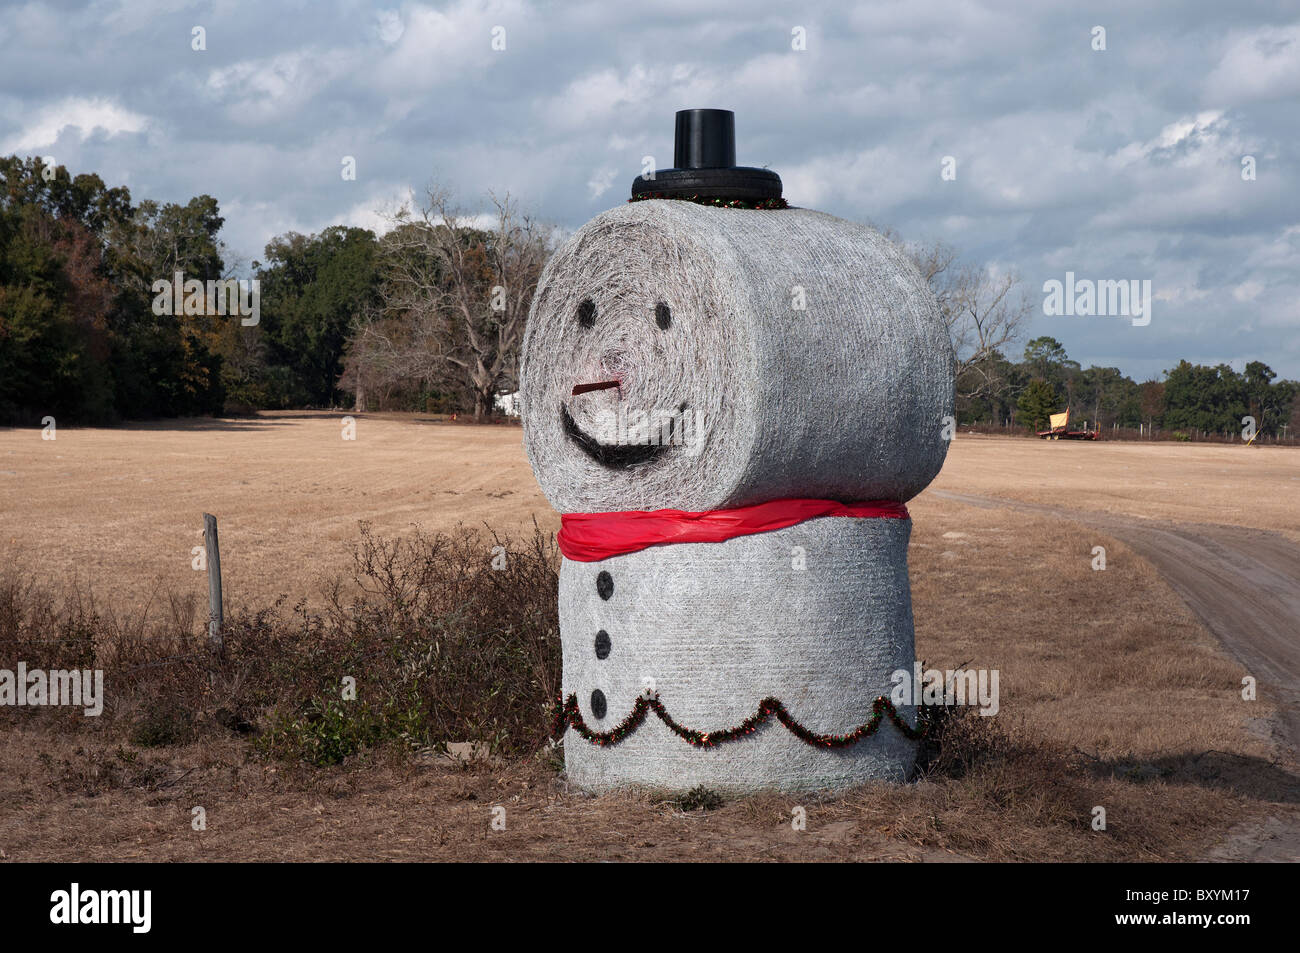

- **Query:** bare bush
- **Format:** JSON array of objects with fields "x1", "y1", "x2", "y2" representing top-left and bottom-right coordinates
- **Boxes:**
[
  {"x1": 891, "y1": 233, "x2": 1031, "y2": 401},
  {"x1": 0, "y1": 524, "x2": 561, "y2": 763},
  {"x1": 344, "y1": 188, "x2": 554, "y2": 417}
]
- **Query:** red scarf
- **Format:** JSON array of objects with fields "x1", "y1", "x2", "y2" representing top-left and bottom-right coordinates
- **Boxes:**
[{"x1": 558, "y1": 498, "x2": 909, "y2": 562}]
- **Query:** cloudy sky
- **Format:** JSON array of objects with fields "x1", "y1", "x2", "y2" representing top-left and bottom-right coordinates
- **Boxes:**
[{"x1": 2, "y1": 0, "x2": 1298, "y2": 380}]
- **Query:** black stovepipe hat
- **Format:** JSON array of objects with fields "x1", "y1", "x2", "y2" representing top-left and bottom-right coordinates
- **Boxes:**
[{"x1": 631, "y1": 109, "x2": 782, "y2": 202}]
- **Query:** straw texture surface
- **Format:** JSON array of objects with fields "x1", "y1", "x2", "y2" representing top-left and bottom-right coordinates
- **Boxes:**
[
  {"x1": 519, "y1": 199, "x2": 953, "y2": 792},
  {"x1": 560, "y1": 516, "x2": 918, "y2": 792},
  {"x1": 520, "y1": 200, "x2": 954, "y2": 513}
]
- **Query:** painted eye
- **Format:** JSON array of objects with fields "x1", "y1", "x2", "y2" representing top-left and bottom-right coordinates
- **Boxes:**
[
  {"x1": 655, "y1": 301, "x2": 671, "y2": 330},
  {"x1": 577, "y1": 298, "x2": 596, "y2": 328}
]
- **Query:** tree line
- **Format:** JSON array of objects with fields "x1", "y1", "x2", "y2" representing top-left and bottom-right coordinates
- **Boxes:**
[
  {"x1": 901, "y1": 237, "x2": 1299, "y2": 440},
  {"x1": 0, "y1": 158, "x2": 549, "y2": 424},
  {"x1": 3, "y1": 156, "x2": 1297, "y2": 438},
  {"x1": 1, "y1": 156, "x2": 228, "y2": 422},
  {"x1": 1001, "y1": 339, "x2": 1298, "y2": 439}
]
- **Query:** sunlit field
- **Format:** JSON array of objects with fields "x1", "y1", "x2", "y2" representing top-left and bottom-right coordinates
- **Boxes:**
[{"x1": 0, "y1": 415, "x2": 1295, "y2": 861}]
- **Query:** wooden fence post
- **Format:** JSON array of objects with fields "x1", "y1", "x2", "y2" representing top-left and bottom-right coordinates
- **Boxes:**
[{"x1": 204, "y1": 513, "x2": 223, "y2": 659}]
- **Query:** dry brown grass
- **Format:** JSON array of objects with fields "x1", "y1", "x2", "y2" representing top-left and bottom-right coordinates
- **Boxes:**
[
  {"x1": 0, "y1": 415, "x2": 1294, "y2": 861},
  {"x1": 908, "y1": 496, "x2": 1262, "y2": 763},
  {"x1": 0, "y1": 411, "x2": 552, "y2": 615},
  {"x1": 931, "y1": 432, "x2": 1300, "y2": 542},
  {"x1": 4, "y1": 414, "x2": 1293, "y2": 615}
]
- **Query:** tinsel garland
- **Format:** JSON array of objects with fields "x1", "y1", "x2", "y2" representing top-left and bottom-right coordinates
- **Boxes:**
[
  {"x1": 629, "y1": 192, "x2": 790, "y2": 211},
  {"x1": 552, "y1": 692, "x2": 931, "y2": 749}
]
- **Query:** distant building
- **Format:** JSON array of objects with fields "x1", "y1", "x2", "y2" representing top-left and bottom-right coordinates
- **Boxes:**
[{"x1": 494, "y1": 391, "x2": 521, "y2": 417}]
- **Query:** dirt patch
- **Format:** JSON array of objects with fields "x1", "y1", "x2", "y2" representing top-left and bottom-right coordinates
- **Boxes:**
[
  {"x1": 931, "y1": 491, "x2": 1300, "y2": 749},
  {"x1": 0, "y1": 728, "x2": 1250, "y2": 862},
  {"x1": 931, "y1": 489, "x2": 1300, "y2": 861}
]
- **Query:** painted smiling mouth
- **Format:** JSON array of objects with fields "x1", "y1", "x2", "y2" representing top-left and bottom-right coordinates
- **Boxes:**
[{"x1": 561, "y1": 404, "x2": 673, "y2": 469}]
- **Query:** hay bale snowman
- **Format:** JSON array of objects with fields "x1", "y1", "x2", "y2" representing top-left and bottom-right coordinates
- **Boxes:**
[{"x1": 521, "y1": 109, "x2": 954, "y2": 793}]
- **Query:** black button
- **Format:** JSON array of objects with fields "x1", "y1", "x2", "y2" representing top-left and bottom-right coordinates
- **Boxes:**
[
  {"x1": 596, "y1": 570, "x2": 613, "y2": 600},
  {"x1": 595, "y1": 630, "x2": 611, "y2": 659},
  {"x1": 590, "y1": 689, "x2": 607, "y2": 719}
]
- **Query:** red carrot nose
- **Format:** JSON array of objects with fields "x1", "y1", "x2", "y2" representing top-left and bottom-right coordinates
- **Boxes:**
[{"x1": 572, "y1": 380, "x2": 621, "y2": 396}]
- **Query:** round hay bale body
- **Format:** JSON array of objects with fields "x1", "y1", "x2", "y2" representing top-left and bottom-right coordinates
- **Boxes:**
[
  {"x1": 519, "y1": 199, "x2": 953, "y2": 793},
  {"x1": 560, "y1": 516, "x2": 918, "y2": 793},
  {"x1": 520, "y1": 200, "x2": 954, "y2": 513}
]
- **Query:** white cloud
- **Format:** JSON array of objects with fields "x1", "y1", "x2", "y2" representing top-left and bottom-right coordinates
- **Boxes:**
[
  {"x1": 331, "y1": 187, "x2": 414, "y2": 236},
  {"x1": 0, "y1": 96, "x2": 148, "y2": 154},
  {"x1": 780, "y1": 144, "x2": 910, "y2": 212},
  {"x1": 731, "y1": 53, "x2": 806, "y2": 99},
  {"x1": 6, "y1": 0, "x2": 1298, "y2": 378},
  {"x1": 374, "y1": 9, "x2": 405, "y2": 45},
  {"x1": 1232, "y1": 280, "x2": 1263, "y2": 302},
  {"x1": 586, "y1": 167, "x2": 616, "y2": 199},
  {"x1": 544, "y1": 66, "x2": 669, "y2": 127},
  {"x1": 1245, "y1": 224, "x2": 1300, "y2": 270},
  {"x1": 538, "y1": 59, "x2": 727, "y2": 134},
  {"x1": 1153, "y1": 283, "x2": 1211, "y2": 305},
  {"x1": 1204, "y1": 23, "x2": 1300, "y2": 105},
  {"x1": 368, "y1": 0, "x2": 534, "y2": 117},
  {"x1": 206, "y1": 50, "x2": 356, "y2": 123},
  {"x1": 1109, "y1": 110, "x2": 1228, "y2": 169}
]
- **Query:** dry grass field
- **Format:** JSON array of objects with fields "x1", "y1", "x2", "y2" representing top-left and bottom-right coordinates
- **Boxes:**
[
  {"x1": 0, "y1": 413, "x2": 552, "y2": 615},
  {"x1": 3, "y1": 413, "x2": 1296, "y2": 615},
  {"x1": 0, "y1": 413, "x2": 1296, "y2": 861},
  {"x1": 932, "y1": 431, "x2": 1300, "y2": 543}
]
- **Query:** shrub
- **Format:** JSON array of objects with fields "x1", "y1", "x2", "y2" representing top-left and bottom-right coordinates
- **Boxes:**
[
  {"x1": 129, "y1": 701, "x2": 195, "y2": 748},
  {"x1": 0, "y1": 523, "x2": 561, "y2": 765},
  {"x1": 673, "y1": 785, "x2": 724, "y2": 812}
]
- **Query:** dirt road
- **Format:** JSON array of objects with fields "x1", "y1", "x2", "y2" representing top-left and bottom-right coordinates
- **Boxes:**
[
  {"x1": 932, "y1": 489, "x2": 1300, "y2": 861},
  {"x1": 933, "y1": 490, "x2": 1300, "y2": 742}
]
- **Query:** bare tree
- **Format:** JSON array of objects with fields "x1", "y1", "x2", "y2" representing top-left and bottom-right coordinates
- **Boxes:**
[
  {"x1": 890, "y1": 232, "x2": 1031, "y2": 401},
  {"x1": 340, "y1": 301, "x2": 410, "y2": 412},
  {"x1": 349, "y1": 186, "x2": 553, "y2": 417}
]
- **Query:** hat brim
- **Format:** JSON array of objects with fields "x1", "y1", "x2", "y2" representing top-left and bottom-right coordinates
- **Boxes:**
[{"x1": 631, "y1": 167, "x2": 782, "y2": 201}]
